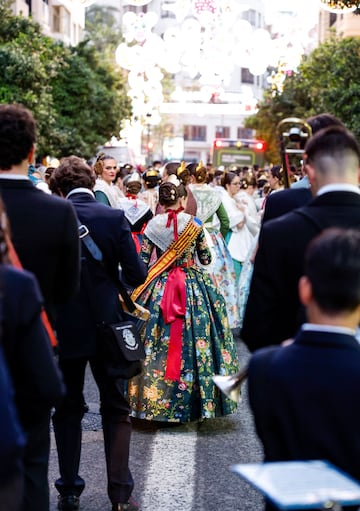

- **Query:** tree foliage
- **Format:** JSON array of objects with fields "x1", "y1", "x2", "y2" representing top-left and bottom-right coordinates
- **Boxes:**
[
  {"x1": 246, "y1": 36, "x2": 360, "y2": 165},
  {"x1": 0, "y1": 1, "x2": 131, "y2": 159}
]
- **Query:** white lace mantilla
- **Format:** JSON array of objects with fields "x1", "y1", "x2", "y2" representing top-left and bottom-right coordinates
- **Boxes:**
[
  {"x1": 117, "y1": 197, "x2": 150, "y2": 226},
  {"x1": 93, "y1": 179, "x2": 120, "y2": 209},
  {"x1": 145, "y1": 211, "x2": 192, "y2": 251},
  {"x1": 189, "y1": 184, "x2": 221, "y2": 223}
]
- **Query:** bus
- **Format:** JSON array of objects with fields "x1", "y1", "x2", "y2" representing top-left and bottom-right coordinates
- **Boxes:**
[{"x1": 211, "y1": 138, "x2": 266, "y2": 169}]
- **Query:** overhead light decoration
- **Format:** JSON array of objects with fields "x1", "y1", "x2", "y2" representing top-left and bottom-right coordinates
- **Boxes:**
[{"x1": 319, "y1": 0, "x2": 359, "y2": 13}]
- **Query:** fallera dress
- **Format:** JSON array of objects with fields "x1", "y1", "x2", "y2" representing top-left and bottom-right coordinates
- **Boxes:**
[
  {"x1": 188, "y1": 183, "x2": 240, "y2": 330},
  {"x1": 127, "y1": 211, "x2": 240, "y2": 422}
]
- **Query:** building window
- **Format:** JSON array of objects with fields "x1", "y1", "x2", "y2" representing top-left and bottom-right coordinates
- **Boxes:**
[
  {"x1": 184, "y1": 125, "x2": 207, "y2": 142},
  {"x1": 52, "y1": 6, "x2": 60, "y2": 32},
  {"x1": 329, "y1": 13, "x2": 337, "y2": 26},
  {"x1": 241, "y1": 68, "x2": 254, "y2": 84},
  {"x1": 237, "y1": 127, "x2": 255, "y2": 139},
  {"x1": 215, "y1": 126, "x2": 230, "y2": 138},
  {"x1": 243, "y1": 9, "x2": 257, "y2": 26},
  {"x1": 161, "y1": 0, "x2": 176, "y2": 18}
]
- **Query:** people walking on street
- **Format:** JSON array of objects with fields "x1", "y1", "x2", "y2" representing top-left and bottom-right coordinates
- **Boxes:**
[
  {"x1": 0, "y1": 103, "x2": 79, "y2": 511},
  {"x1": 117, "y1": 172, "x2": 153, "y2": 253},
  {"x1": 93, "y1": 153, "x2": 122, "y2": 208},
  {"x1": 50, "y1": 156, "x2": 147, "y2": 511},
  {"x1": 188, "y1": 162, "x2": 240, "y2": 330},
  {"x1": 128, "y1": 179, "x2": 239, "y2": 423},
  {"x1": 221, "y1": 171, "x2": 254, "y2": 284}
]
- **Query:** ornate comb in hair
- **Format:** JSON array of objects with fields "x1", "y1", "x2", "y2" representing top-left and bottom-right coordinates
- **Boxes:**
[
  {"x1": 177, "y1": 161, "x2": 186, "y2": 176},
  {"x1": 196, "y1": 160, "x2": 204, "y2": 172}
]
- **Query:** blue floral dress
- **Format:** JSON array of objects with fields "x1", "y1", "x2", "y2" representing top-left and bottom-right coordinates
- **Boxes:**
[
  {"x1": 189, "y1": 183, "x2": 240, "y2": 329},
  {"x1": 127, "y1": 212, "x2": 239, "y2": 422}
]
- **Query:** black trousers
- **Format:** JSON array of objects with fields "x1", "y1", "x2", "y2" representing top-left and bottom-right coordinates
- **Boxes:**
[
  {"x1": 21, "y1": 413, "x2": 51, "y2": 511},
  {"x1": 52, "y1": 356, "x2": 134, "y2": 505}
]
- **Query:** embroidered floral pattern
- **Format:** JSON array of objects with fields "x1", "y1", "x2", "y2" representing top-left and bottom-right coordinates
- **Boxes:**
[{"x1": 127, "y1": 229, "x2": 240, "y2": 422}]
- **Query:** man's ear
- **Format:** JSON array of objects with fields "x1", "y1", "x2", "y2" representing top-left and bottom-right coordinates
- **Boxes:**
[
  {"x1": 304, "y1": 161, "x2": 315, "y2": 184},
  {"x1": 299, "y1": 275, "x2": 312, "y2": 306},
  {"x1": 27, "y1": 144, "x2": 35, "y2": 164}
]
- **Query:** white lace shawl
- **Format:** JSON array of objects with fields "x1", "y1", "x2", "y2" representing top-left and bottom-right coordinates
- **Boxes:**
[
  {"x1": 144, "y1": 211, "x2": 192, "y2": 252},
  {"x1": 188, "y1": 183, "x2": 221, "y2": 223},
  {"x1": 117, "y1": 197, "x2": 151, "y2": 226},
  {"x1": 93, "y1": 178, "x2": 120, "y2": 208}
]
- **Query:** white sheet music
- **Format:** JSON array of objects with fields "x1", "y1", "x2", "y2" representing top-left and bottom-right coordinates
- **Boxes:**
[{"x1": 231, "y1": 461, "x2": 360, "y2": 509}]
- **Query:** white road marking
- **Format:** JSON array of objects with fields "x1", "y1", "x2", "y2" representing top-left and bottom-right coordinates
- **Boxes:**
[{"x1": 141, "y1": 428, "x2": 197, "y2": 511}]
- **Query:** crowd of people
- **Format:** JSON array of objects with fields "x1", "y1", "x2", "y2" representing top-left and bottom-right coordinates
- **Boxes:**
[{"x1": 0, "y1": 101, "x2": 359, "y2": 511}]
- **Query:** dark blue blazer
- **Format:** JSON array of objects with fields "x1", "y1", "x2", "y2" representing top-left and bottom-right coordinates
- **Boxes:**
[
  {"x1": 242, "y1": 191, "x2": 360, "y2": 351},
  {"x1": 55, "y1": 192, "x2": 147, "y2": 359},
  {"x1": 1, "y1": 265, "x2": 65, "y2": 430},
  {"x1": 0, "y1": 178, "x2": 80, "y2": 321},
  {"x1": 248, "y1": 329, "x2": 360, "y2": 484},
  {"x1": 262, "y1": 187, "x2": 312, "y2": 223}
]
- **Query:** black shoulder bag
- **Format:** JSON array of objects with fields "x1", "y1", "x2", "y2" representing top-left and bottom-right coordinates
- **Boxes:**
[{"x1": 78, "y1": 222, "x2": 146, "y2": 379}]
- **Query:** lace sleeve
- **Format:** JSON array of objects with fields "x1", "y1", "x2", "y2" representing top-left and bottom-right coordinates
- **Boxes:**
[{"x1": 196, "y1": 228, "x2": 212, "y2": 265}]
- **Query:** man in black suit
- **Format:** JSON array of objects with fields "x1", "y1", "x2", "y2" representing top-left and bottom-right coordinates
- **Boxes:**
[
  {"x1": 241, "y1": 125, "x2": 360, "y2": 351},
  {"x1": 248, "y1": 228, "x2": 360, "y2": 511},
  {"x1": 50, "y1": 157, "x2": 147, "y2": 511},
  {"x1": 0, "y1": 104, "x2": 80, "y2": 511}
]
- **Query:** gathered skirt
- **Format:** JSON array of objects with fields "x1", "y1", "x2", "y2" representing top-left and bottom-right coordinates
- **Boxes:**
[{"x1": 127, "y1": 265, "x2": 240, "y2": 422}]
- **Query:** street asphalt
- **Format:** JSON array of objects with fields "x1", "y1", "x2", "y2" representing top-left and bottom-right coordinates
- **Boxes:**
[{"x1": 48, "y1": 338, "x2": 265, "y2": 511}]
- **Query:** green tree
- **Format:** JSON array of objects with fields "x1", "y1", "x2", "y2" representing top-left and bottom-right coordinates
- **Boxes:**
[
  {"x1": 51, "y1": 41, "x2": 132, "y2": 158},
  {"x1": 0, "y1": 1, "x2": 131, "y2": 159},
  {"x1": 246, "y1": 36, "x2": 360, "y2": 164}
]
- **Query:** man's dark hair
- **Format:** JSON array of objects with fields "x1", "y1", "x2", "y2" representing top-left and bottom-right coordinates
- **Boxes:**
[
  {"x1": 0, "y1": 104, "x2": 36, "y2": 170},
  {"x1": 305, "y1": 228, "x2": 360, "y2": 313},
  {"x1": 306, "y1": 113, "x2": 344, "y2": 135},
  {"x1": 304, "y1": 125, "x2": 360, "y2": 171},
  {"x1": 50, "y1": 156, "x2": 96, "y2": 196}
]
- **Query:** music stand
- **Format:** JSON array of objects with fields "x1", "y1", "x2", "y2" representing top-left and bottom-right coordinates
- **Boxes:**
[{"x1": 230, "y1": 461, "x2": 360, "y2": 510}]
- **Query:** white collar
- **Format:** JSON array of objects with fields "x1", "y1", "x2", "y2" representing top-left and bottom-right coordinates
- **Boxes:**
[
  {"x1": 317, "y1": 183, "x2": 360, "y2": 196},
  {"x1": 0, "y1": 174, "x2": 29, "y2": 180},
  {"x1": 66, "y1": 188, "x2": 94, "y2": 199},
  {"x1": 302, "y1": 323, "x2": 356, "y2": 335}
]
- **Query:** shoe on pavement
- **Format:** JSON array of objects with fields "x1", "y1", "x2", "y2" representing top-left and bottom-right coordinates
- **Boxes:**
[
  {"x1": 58, "y1": 494, "x2": 80, "y2": 510},
  {"x1": 112, "y1": 496, "x2": 140, "y2": 511}
]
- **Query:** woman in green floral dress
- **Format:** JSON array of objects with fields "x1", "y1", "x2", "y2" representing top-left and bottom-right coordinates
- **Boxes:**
[{"x1": 128, "y1": 179, "x2": 240, "y2": 423}]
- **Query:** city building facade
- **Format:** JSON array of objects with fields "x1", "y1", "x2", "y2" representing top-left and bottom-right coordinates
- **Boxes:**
[{"x1": 11, "y1": 0, "x2": 87, "y2": 46}]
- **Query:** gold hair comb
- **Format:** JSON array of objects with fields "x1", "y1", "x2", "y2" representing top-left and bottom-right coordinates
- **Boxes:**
[
  {"x1": 196, "y1": 160, "x2": 203, "y2": 172},
  {"x1": 177, "y1": 161, "x2": 186, "y2": 176}
]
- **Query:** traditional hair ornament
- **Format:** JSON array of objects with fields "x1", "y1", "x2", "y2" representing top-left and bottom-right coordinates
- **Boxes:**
[
  {"x1": 167, "y1": 174, "x2": 181, "y2": 187},
  {"x1": 176, "y1": 161, "x2": 186, "y2": 176},
  {"x1": 170, "y1": 189, "x2": 176, "y2": 200},
  {"x1": 93, "y1": 152, "x2": 105, "y2": 175},
  {"x1": 196, "y1": 160, "x2": 204, "y2": 172},
  {"x1": 124, "y1": 172, "x2": 142, "y2": 186},
  {"x1": 144, "y1": 168, "x2": 159, "y2": 178}
]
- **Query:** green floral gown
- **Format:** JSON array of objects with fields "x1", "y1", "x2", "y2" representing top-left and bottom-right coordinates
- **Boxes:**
[{"x1": 128, "y1": 211, "x2": 240, "y2": 422}]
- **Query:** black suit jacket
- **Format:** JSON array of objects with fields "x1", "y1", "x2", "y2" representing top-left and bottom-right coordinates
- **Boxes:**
[
  {"x1": 262, "y1": 187, "x2": 312, "y2": 223},
  {"x1": 55, "y1": 192, "x2": 147, "y2": 359},
  {"x1": 241, "y1": 191, "x2": 360, "y2": 351},
  {"x1": 0, "y1": 178, "x2": 80, "y2": 320},
  {"x1": 248, "y1": 329, "x2": 360, "y2": 485}
]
